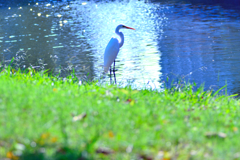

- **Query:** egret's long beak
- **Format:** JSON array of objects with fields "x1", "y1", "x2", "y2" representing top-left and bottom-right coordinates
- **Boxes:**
[{"x1": 123, "y1": 25, "x2": 135, "y2": 30}]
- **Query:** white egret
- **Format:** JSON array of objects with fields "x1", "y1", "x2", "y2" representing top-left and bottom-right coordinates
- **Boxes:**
[{"x1": 103, "y1": 24, "x2": 135, "y2": 84}]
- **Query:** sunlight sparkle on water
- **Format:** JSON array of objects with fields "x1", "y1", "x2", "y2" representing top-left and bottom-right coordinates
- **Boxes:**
[
  {"x1": 0, "y1": 0, "x2": 165, "y2": 90},
  {"x1": 69, "y1": 0, "x2": 164, "y2": 89}
]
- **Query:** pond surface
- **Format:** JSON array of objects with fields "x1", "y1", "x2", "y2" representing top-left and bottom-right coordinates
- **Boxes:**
[{"x1": 0, "y1": 0, "x2": 240, "y2": 94}]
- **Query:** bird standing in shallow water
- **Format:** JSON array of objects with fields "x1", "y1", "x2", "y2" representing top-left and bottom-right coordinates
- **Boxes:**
[{"x1": 103, "y1": 24, "x2": 135, "y2": 84}]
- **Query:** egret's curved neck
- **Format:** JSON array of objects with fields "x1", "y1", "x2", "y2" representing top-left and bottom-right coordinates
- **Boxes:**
[{"x1": 115, "y1": 27, "x2": 124, "y2": 48}]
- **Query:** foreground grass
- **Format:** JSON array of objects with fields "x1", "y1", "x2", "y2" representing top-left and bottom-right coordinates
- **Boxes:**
[{"x1": 0, "y1": 68, "x2": 240, "y2": 160}]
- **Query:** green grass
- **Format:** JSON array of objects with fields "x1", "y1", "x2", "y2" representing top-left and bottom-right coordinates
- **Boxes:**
[{"x1": 0, "y1": 67, "x2": 240, "y2": 160}]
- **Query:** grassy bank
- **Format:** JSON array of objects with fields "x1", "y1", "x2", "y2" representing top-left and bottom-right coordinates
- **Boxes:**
[{"x1": 0, "y1": 68, "x2": 239, "y2": 160}]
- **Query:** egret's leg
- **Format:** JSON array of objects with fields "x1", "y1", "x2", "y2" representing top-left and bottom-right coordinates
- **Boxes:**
[
  {"x1": 109, "y1": 65, "x2": 112, "y2": 84},
  {"x1": 113, "y1": 60, "x2": 117, "y2": 84}
]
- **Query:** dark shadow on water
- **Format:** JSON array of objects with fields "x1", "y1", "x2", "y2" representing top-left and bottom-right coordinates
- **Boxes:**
[
  {"x1": 0, "y1": 0, "x2": 72, "y2": 7},
  {"x1": 154, "y1": 0, "x2": 240, "y2": 95},
  {"x1": 0, "y1": 0, "x2": 95, "y2": 81},
  {"x1": 151, "y1": 0, "x2": 240, "y2": 9}
]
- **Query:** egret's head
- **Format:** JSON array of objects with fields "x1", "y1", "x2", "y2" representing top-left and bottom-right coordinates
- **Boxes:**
[
  {"x1": 121, "y1": 24, "x2": 135, "y2": 30},
  {"x1": 116, "y1": 24, "x2": 135, "y2": 32}
]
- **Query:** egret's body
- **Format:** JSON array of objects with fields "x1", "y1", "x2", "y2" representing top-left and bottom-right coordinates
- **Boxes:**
[
  {"x1": 103, "y1": 24, "x2": 135, "y2": 83},
  {"x1": 103, "y1": 38, "x2": 119, "y2": 73}
]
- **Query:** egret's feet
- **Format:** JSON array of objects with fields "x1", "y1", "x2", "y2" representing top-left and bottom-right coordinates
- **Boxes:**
[{"x1": 111, "y1": 69, "x2": 118, "y2": 72}]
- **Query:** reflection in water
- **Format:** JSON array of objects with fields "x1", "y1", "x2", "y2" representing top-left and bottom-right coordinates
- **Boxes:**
[
  {"x1": 0, "y1": 2, "x2": 95, "y2": 79},
  {"x1": 0, "y1": 0, "x2": 164, "y2": 89},
  {"x1": 0, "y1": 1, "x2": 240, "y2": 94},
  {"x1": 0, "y1": 4, "x2": 57, "y2": 70},
  {"x1": 159, "y1": 3, "x2": 240, "y2": 94},
  {"x1": 68, "y1": 0, "x2": 163, "y2": 88}
]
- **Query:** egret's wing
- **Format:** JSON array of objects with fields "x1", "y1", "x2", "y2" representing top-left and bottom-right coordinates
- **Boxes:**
[{"x1": 103, "y1": 38, "x2": 119, "y2": 72}]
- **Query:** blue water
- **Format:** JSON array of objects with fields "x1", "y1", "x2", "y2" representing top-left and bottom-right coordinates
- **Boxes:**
[
  {"x1": 159, "y1": 3, "x2": 240, "y2": 94},
  {"x1": 0, "y1": 0, "x2": 240, "y2": 94}
]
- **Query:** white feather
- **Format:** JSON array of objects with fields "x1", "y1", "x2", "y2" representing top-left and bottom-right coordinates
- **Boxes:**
[{"x1": 103, "y1": 37, "x2": 119, "y2": 73}]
